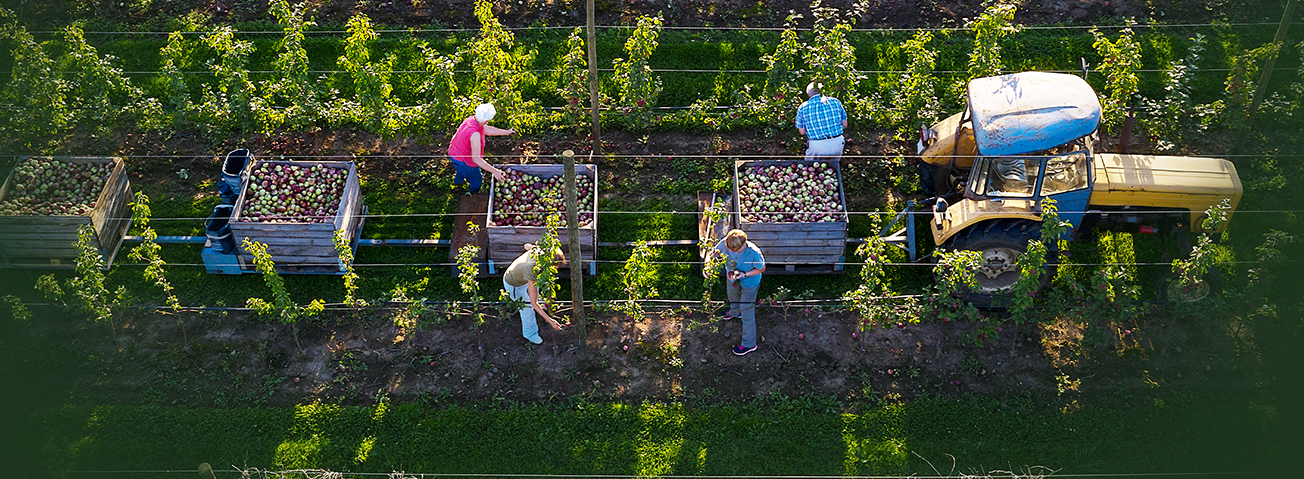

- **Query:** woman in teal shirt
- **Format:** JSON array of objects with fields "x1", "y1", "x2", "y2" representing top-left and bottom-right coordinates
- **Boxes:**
[{"x1": 713, "y1": 229, "x2": 766, "y2": 355}]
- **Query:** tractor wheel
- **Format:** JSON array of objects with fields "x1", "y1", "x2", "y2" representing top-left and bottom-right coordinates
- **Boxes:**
[
  {"x1": 1155, "y1": 271, "x2": 1223, "y2": 303},
  {"x1": 943, "y1": 218, "x2": 1052, "y2": 294}
]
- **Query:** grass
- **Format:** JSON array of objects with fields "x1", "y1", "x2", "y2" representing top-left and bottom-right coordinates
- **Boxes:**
[{"x1": 3, "y1": 391, "x2": 1286, "y2": 477}]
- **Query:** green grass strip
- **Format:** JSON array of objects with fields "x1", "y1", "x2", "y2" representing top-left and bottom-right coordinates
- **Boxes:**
[{"x1": 10, "y1": 393, "x2": 1284, "y2": 477}]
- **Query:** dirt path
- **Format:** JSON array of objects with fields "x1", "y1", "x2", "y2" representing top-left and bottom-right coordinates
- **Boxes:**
[{"x1": 1, "y1": 302, "x2": 1256, "y2": 410}]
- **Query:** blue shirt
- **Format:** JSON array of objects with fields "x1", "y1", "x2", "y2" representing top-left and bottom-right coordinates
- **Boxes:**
[
  {"x1": 715, "y1": 239, "x2": 765, "y2": 288},
  {"x1": 795, "y1": 94, "x2": 847, "y2": 140}
]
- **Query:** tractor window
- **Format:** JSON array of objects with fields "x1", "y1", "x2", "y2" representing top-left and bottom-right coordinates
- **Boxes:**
[
  {"x1": 1039, "y1": 151, "x2": 1089, "y2": 196},
  {"x1": 977, "y1": 157, "x2": 1040, "y2": 197},
  {"x1": 967, "y1": 158, "x2": 992, "y2": 196}
]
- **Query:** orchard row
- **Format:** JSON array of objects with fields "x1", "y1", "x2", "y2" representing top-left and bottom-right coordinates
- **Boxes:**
[{"x1": 1, "y1": 1, "x2": 1294, "y2": 153}]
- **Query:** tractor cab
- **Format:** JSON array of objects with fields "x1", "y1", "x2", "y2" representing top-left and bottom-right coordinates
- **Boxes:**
[
  {"x1": 919, "y1": 72, "x2": 1100, "y2": 198},
  {"x1": 927, "y1": 72, "x2": 1102, "y2": 250}
]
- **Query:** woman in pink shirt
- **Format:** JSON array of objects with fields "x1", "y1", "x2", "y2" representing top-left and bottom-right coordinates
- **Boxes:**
[{"x1": 448, "y1": 103, "x2": 515, "y2": 193}]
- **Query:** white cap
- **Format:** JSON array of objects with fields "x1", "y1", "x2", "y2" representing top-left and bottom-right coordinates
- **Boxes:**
[{"x1": 475, "y1": 103, "x2": 496, "y2": 123}]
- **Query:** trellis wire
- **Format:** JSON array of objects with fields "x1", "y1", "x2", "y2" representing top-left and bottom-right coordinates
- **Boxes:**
[
  {"x1": 66, "y1": 208, "x2": 1304, "y2": 223},
  {"x1": 100, "y1": 259, "x2": 1301, "y2": 268},
  {"x1": 6, "y1": 153, "x2": 1301, "y2": 159},
  {"x1": 10, "y1": 470, "x2": 1279, "y2": 478},
  {"x1": 7, "y1": 66, "x2": 1291, "y2": 75},
  {"x1": 26, "y1": 21, "x2": 1284, "y2": 36}
]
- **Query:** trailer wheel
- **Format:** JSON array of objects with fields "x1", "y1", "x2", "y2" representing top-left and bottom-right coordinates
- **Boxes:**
[{"x1": 943, "y1": 218, "x2": 1052, "y2": 293}]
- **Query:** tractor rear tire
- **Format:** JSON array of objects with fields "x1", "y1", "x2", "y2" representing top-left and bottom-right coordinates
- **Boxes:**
[{"x1": 943, "y1": 218, "x2": 1053, "y2": 294}]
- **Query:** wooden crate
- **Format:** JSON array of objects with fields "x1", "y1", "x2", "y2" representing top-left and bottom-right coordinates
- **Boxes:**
[
  {"x1": 228, "y1": 159, "x2": 364, "y2": 274},
  {"x1": 485, "y1": 164, "x2": 598, "y2": 272},
  {"x1": 0, "y1": 156, "x2": 132, "y2": 269},
  {"x1": 733, "y1": 159, "x2": 849, "y2": 272}
]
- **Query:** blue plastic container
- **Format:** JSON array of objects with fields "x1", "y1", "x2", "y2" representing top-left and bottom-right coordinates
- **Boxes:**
[
  {"x1": 205, "y1": 204, "x2": 237, "y2": 254},
  {"x1": 217, "y1": 181, "x2": 238, "y2": 205},
  {"x1": 221, "y1": 149, "x2": 251, "y2": 191}
]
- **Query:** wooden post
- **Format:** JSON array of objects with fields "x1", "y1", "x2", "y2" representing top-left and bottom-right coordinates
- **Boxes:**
[
  {"x1": 586, "y1": 0, "x2": 602, "y2": 153},
  {"x1": 1232, "y1": 0, "x2": 1297, "y2": 155},
  {"x1": 562, "y1": 150, "x2": 586, "y2": 349}
]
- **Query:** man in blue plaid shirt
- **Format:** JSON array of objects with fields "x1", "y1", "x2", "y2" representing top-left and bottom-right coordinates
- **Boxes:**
[{"x1": 795, "y1": 82, "x2": 847, "y2": 160}]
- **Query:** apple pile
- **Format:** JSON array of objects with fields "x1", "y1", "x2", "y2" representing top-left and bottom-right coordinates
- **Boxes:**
[
  {"x1": 491, "y1": 169, "x2": 595, "y2": 227},
  {"x1": 237, "y1": 162, "x2": 348, "y2": 223},
  {"x1": 0, "y1": 158, "x2": 113, "y2": 216},
  {"x1": 738, "y1": 162, "x2": 844, "y2": 223}
]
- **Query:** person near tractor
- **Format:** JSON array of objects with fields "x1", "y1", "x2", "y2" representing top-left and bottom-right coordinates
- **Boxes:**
[
  {"x1": 447, "y1": 103, "x2": 514, "y2": 194},
  {"x1": 502, "y1": 243, "x2": 567, "y2": 344},
  {"x1": 795, "y1": 82, "x2": 847, "y2": 160},
  {"x1": 710, "y1": 229, "x2": 766, "y2": 356}
]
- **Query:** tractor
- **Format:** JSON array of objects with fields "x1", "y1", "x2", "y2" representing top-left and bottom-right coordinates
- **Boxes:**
[{"x1": 914, "y1": 71, "x2": 1242, "y2": 297}]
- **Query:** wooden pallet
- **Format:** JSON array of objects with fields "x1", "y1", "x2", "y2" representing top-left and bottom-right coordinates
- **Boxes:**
[
  {"x1": 485, "y1": 163, "x2": 597, "y2": 276},
  {"x1": 733, "y1": 159, "x2": 849, "y2": 273},
  {"x1": 449, "y1": 192, "x2": 490, "y2": 277},
  {"x1": 228, "y1": 159, "x2": 364, "y2": 274},
  {"x1": 0, "y1": 156, "x2": 132, "y2": 269}
]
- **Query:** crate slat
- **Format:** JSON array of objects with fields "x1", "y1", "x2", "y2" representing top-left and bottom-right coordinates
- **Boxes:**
[
  {"x1": 0, "y1": 230, "x2": 86, "y2": 240},
  {"x1": 739, "y1": 221, "x2": 847, "y2": 232},
  {"x1": 488, "y1": 244, "x2": 598, "y2": 262},
  {"x1": 762, "y1": 253, "x2": 845, "y2": 264},
  {"x1": 736, "y1": 230, "x2": 846, "y2": 241},
  {"x1": 750, "y1": 238, "x2": 846, "y2": 248},
  {"x1": 3, "y1": 247, "x2": 83, "y2": 258}
]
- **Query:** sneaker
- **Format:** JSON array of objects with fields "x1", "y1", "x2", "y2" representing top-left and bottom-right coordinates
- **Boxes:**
[
  {"x1": 732, "y1": 344, "x2": 757, "y2": 356},
  {"x1": 718, "y1": 310, "x2": 735, "y2": 320}
]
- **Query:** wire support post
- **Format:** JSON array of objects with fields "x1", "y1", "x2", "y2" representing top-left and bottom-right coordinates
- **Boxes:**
[{"x1": 563, "y1": 149, "x2": 587, "y2": 350}]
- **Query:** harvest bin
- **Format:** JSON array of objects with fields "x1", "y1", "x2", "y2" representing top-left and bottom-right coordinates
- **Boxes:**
[
  {"x1": 0, "y1": 156, "x2": 132, "y2": 269},
  {"x1": 228, "y1": 159, "x2": 364, "y2": 274},
  {"x1": 732, "y1": 159, "x2": 849, "y2": 273},
  {"x1": 485, "y1": 163, "x2": 598, "y2": 275}
]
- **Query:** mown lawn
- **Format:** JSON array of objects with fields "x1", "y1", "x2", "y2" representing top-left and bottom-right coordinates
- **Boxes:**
[{"x1": 5, "y1": 390, "x2": 1291, "y2": 478}]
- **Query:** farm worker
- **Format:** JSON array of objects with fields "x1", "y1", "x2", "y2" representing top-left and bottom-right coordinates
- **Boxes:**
[
  {"x1": 795, "y1": 82, "x2": 847, "y2": 160},
  {"x1": 448, "y1": 103, "x2": 515, "y2": 194},
  {"x1": 710, "y1": 229, "x2": 766, "y2": 356},
  {"x1": 503, "y1": 243, "x2": 567, "y2": 344}
]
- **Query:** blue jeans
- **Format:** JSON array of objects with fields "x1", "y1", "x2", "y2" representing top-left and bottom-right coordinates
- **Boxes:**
[
  {"x1": 503, "y1": 278, "x2": 542, "y2": 344},
  {"x1": 451, "y1": 159, "x2": 484, "y2": 193},
  {"x1": 727, "y1": 280, "x2": 760, "y2": 348}
]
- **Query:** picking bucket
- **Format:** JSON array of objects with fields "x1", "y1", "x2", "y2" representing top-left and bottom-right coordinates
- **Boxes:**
[
  {"x1": 217, "y1": 180, "x2": 238, "y2": 205},
  {"x1": 205, "y1": 204, "x2": 236, "y2": 254},
  {"x1": 221, "y1": 149, "x2": 251, "y2": 190}
]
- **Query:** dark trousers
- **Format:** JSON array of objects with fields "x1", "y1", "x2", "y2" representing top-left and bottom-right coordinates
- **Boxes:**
[{"x1": 451, "y1": 159, "x2": 484, "y2": 193}]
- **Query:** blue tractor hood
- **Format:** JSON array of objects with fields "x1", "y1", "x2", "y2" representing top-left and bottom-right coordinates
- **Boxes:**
[{"x1": 967, "y1": 72, "x2": 1102, "y2": 156}]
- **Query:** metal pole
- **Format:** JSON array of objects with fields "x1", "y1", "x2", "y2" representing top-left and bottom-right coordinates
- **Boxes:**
[
  {"x1": 562, "y1": 150, "x2": 586, "y2": 349},
  {"x1": 586, "y1": 0, "x2": 602, "y2": 153},
  {"x1": 1231, "y1": 0, "x2": 1297, "y2": 156}
]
